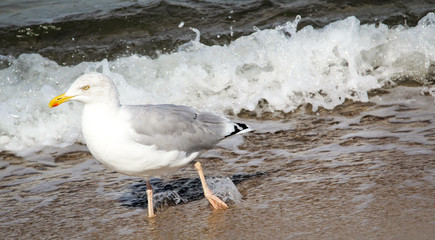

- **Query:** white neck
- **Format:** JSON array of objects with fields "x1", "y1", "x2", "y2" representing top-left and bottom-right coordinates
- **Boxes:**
[{"x1": 82, "y1": 102, "x2": 121, "y2": 137}]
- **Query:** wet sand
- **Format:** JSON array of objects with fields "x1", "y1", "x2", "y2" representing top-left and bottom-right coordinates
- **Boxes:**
[{"x1": 1, "y1": 86, "x2": 434, "y2": 239}]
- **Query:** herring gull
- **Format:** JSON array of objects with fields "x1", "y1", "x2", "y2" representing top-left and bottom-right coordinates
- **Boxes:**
[{"x1": 49, "y1": 72, "x2": 251, "y2": 217}]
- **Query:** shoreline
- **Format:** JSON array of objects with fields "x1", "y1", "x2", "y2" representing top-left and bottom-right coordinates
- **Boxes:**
[{"x1": 1, "y1": 86, "x2": 434, "y2": 239}]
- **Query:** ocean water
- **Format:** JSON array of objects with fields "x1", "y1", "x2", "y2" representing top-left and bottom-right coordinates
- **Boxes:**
[
  {"x1": 0, "y1": 1, "x2": 434, "y2": 156},
  {"x1": 0, "y1": 1, "x2": 435, "y2": 239}
]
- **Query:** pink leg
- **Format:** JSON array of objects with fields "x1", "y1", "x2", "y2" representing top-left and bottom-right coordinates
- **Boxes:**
[
  {"x1": 146, "y1": 180, "x2": 156, "y2": 218},
  {"x1": 194, "y1": 162, "x2": 229, "y2": 210}
]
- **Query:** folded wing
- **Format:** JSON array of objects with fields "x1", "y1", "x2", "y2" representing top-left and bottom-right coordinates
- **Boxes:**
[{"x1": 122, "y1": 104, "x2": 243, "y2": 154}]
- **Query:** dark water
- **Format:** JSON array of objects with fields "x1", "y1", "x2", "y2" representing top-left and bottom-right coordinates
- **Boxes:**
[
  {"x1": 1, "y1": 0, "x2": 434, "y2": 66},
  {"x1": 119, "y1": 172, "x2": 264, "y2": 209}
]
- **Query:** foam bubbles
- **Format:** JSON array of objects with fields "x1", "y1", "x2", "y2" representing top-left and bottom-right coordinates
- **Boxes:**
[{"x1": 1, "y1": 13, "x2": 435, "y2": 155}]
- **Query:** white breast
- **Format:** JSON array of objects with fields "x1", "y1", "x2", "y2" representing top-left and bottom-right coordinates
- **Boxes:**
[{"x1": 81, "y1": 104, "x2": 198, "y2": 177}]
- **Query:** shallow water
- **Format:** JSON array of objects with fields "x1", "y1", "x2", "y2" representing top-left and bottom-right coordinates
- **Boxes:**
[
  {"x1": 1, "y1": 86, "x2": 434, "y2": 239},
  {"x1": 1, "y1": 1, "x2": 435, "y2": 239}
]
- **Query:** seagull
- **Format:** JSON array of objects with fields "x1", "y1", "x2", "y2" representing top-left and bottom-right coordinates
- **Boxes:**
[{"x1": 49, "y1": 72, "x2": 251, "y2": 217}]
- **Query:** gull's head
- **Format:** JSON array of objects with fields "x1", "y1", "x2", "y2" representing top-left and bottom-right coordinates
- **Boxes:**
[{"x1": 49, "y1": 72, "x2": 120, "y2": 108}]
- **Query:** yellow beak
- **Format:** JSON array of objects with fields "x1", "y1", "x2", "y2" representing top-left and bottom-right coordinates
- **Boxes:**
[{"x1": 49, "y1": 93, "x2": 75, "y2": 108}]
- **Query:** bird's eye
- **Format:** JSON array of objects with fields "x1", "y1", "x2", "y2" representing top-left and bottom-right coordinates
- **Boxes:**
[{"x1": 82, "y1": 85, "x2": 90, "y2": 90}]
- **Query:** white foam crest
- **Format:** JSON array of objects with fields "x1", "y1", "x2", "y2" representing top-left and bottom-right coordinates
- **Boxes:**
[
  {"x1": 0, "y1": 54, "x2": 89, "y2": 156},
  {"x1": 109, "y1": 13, "x2": 434, "y2": 113},
  {"x1": 1, "y1": 13, "x2": 434, "y2": 155}
]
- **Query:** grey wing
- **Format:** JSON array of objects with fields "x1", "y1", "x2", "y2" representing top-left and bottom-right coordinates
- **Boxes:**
[{"x1": 122, "y1": 104, "x2": 233, "y2": 153}]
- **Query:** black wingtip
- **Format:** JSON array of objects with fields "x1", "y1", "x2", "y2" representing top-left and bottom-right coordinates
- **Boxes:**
[{"x1": 225, "y1": 122, "x2": 252, "y2": 137}]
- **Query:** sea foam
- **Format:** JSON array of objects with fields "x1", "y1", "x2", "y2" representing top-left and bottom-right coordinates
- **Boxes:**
[{"x1": 0, "y1": 13, "x2": 434, "y2": 155}]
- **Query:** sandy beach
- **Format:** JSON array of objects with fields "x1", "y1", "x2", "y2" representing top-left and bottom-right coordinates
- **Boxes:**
[{"x1": 1, "y1": 86, "x2": 434, "y2": 239}]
